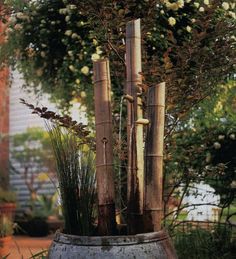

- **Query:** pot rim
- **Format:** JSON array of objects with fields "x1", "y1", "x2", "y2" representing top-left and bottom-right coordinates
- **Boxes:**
[{"x1": 53, "y1": 230, "x2": 170, "y2": 246}]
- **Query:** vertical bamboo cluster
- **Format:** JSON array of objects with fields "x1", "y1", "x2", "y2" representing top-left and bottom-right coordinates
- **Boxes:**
[
  {"x1": 93, "y1": 59, "x2": 116, "y2": 235},
  {"x1": 144, "y1": 83, "x2": 166, "y2": 232},
  {"x1": 126, "y1": 19, "x2": 144, "y2": 234}
]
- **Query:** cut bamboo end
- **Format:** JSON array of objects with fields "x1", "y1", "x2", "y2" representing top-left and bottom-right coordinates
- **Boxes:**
[
  {"x1": 93, "y1": 58, "x2": 110, "y2": 84},
  {"x1": 126, "y1": 19, "x2": 141, "y2": 39},
  {"x1": 136, "y1": 118, "x2": 149, "y2": 125}
]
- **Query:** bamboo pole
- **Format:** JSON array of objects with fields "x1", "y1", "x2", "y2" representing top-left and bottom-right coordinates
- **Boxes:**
[
  {"x1": 93, "y1": 59, "x2": 116, "y2": 235},
  {"x1": 144, "y1": 82, "x2": 166, "y2": 232},
  {"x1": 126, "y1": 19, "x2": 144, "y2": 234}
]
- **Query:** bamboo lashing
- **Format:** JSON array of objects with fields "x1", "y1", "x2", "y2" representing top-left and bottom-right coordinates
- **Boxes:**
[
  {"x1": 144, "y1": 82, "x2": 166, "y2": 232},
  {"x1": 93, "y1": 59, "x2": 116, "y2": 235}
]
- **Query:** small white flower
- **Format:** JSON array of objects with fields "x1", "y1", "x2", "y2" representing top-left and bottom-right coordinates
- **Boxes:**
[
  {"x1": 213, "y1": 142, "x2": 221, "y2": 149},
  {"x1": 194, "y1": 2, "x2": 200, "y2": 8},
  {"x1": 204, "y1": 0, "x2": 209, "y2": 5},
  {"x1": 186, "y1": 26, "x2": 192, "y2": 32},
  {"x1": 80, "y1": 91, "x2": 87, "y2": 98},
  {"x1": 69, "y1": 65, "x2": 76, "y2": 72},
  {"x1": 229, "y1": 11, "x2": 236, "y2": 19},
  {"x1": 96, "y1": 46, "x2": 103, "y2": 55},
  {"x1": 93, "y1": 39, "x2": 98, "y2": 45},
  {"x1": 91, "y1": 53, "x2": 100, "y2": 61},
  {"x1": 168, "y1": 17, "x2": 176, "y2": 26},
  {"x1": 186, "y1": 0, "x2": 191, "y2": 3},
  {"x1": 160, "y1": 10, "x2": 165, "y2": 14},
  {"x1": 191, "y1": 18, "x2": 196, "y2": 23},
  {"x1": 64, "y1": 30, "x2": 72, "y2": 36},
  {"x1": 65, "y1": 16, "x2": 70, "y2": 22},
  {"x1": 229, "y1": 133, "x2": 235, "y2": 140},
  {"x1": 40, "y1": 51, "x2": 46, "y2": 58},
  {"x1": 199, "y1": 7, "x2": 205, "y2": 12},
  {"x1": 75, "y1": 79, "x2": 80, "y2": 85},
  {"x1": 222, "y1": 2, "x2": 230, "y2": 10},
  {"x1": 59, "y1": 8, "x2": 67, "y2": 15},
  {"x1": 81, "y1": 66, "x2": 89, "y2": 75},
  {"x1": 230, "y1": 3, "x2": 235, "y2": 9},
  {"x1": 177, "y1": 0, "x2": 184, "y2": 8},
  {"x1": 68, "y1": 50, "x2": 73, "y2": 56},
  {"x1": 218, "y1": 135, "x2": 225, "y2": 140},
  {"x1": 71, "y1": 33, "x2": 79, "y2": 39},
  {"x1": 67, "y1": 4, "x2": 77, "y2": 10}
]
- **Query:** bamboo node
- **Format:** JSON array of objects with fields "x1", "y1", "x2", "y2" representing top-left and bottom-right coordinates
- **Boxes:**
[
  {"x1": 136, "y1": 118, "x2": 149, "y2": 125},
  {"x1": 145, "y1": 208, "x2": 162, "y2": 211},
  {"x1": 95, "y1": 121, "x2": 112, "y2": 126},
  {"x1": 96, "y1": 163, "x2": 114, "y2": 168}
]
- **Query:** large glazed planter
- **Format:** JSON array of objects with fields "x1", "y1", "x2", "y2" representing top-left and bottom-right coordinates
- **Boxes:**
[{"x1": 48, "y1": 230, "x2": 177, "y2": 259}]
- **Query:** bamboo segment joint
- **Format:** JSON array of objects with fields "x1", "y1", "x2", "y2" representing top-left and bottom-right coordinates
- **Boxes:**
[
  {"x1": 145, "y1": 154, "x2": 163, "y2": 157},
  {"x1": 96, "y1": 163, "x2": 114, "y2": 168},
  {"x1": 136, "y1": 118, "x2": 149, "y2": 125},
  {"x1": 145, "y1": 208, "x2": 162, "y2": 211},
  {"x1": 95, "y1": 121, "x2": 112, "y2": 126}
]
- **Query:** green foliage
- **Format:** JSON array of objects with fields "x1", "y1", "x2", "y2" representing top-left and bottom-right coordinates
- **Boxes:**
[
  {"x1": 0, "y1": 188, "x2": 16, "y2": 204},
  {"x1": 1, "y1": 0, "x2": 235, "y2": 115},
  {"x1": 47, "y1": 124, "x2": 96, "y2": 235},
  {"x1": 0, "y1": 216, "x2": 14, "y2": 237},
  {"x1": 174, "y1": 224, "x2": 236, "y2": 259},
  {"x1": 164, "y1": 80, "x2": 236, "y2": 222},
  {"x1": 10, "y1": 127, "x2": 56, "y2": 202}
]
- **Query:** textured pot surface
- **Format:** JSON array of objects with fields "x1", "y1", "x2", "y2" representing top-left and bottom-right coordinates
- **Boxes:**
[
  {"x1": 48, "y1": 230, "x2": 177, "y2": 259},
  {"x1": 0, "y1": 236, "x2": 12, "y2": 257}
]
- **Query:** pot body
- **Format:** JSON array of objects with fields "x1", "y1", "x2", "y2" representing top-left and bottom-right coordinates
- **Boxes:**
[
  {"x1": 0, "y1": 236, "x2": 12, "y2": 257},
  {"x1": 48, "y1": 230, "x2": 177, "y2": 259}
]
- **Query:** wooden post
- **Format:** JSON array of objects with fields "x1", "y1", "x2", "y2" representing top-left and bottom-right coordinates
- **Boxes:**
[
  {"x1": 126, "y1": 19, "x2": 144, "y2": 234},
  {"x1": 93, "y1": 59, "x2": 116, "y2": 235},
  {"x1": 144, "y1": 82, "x2": 165, "y2": 232}
]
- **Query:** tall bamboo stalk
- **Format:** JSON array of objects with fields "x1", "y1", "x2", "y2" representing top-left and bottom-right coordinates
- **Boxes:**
[
  {"x1": 144, "y1": 82, "x2": 166, "y2": 232},
  {"x1": 126, "y1": 19, "x2": 144, "y2": 234},
  {"x1": 93, "y1": 59, "x2": 116, "y2": 235}
]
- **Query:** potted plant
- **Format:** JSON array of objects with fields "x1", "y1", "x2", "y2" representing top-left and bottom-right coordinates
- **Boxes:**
[
  {"x1": 0, "y1": 215, "x2": 14, "y2": 257},
  {"x1": 21, "y1": 19, "x2": 177, "y2": 259},
  {"x1": 0, "y1": 188, "x2": 16, "y2": 221}
]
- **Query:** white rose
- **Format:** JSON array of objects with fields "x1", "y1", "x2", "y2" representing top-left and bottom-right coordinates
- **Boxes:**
[
  {"x1": 199, "y1": 7, "x2": 205, "y2": 12},
  {"x1": 64, "y1": 30, "x2": 72, "y2": 36},
  {"x1": 168, "y1": 17, "x2": 176, "y2": 26},
  {"x1": 69, "y1": 65, "x2": 76, "y2": 72},
  {"x1": 222, "y1": 2, "x2": 230, "y2": 10},
  {"x1": 213, "y1": 142, "x2": 221, "y2": 149},
  {"x1": 91, "y1": 53, "x2": 100, "y2": 61},
  {"x1": 81, "y1": 66, "x2": 89, "y2": 75}
]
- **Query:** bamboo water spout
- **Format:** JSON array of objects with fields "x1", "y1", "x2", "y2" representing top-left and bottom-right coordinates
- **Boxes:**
[
  {"x1": 126, "y1": 19, "x2": 144, "y2": 234},
  {"x1": 144, "y1": 82, "x2": 166, "y2": 232},
  {"x1": 93, "y1": 59, "x2": 116, "y2": 235}
]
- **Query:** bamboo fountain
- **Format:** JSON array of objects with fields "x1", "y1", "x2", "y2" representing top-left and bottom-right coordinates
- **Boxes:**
[{"x1": 48, "y1": 19, "x2": 177, "y2": 259}]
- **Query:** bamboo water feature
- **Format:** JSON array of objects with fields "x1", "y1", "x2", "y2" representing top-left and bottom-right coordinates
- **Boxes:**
[
  {"x1": 126, "y1": 19, "x2": 144, "y2": 234},
  {"x1": 144, "y1": 83, "x2": 166, "y2": 232},
  {"x1": 48, "y1": 19, "x2": 177, "y2": 259},
  {"x1": 93, "y1": 59, "x2": 116, "y2": 235}
]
